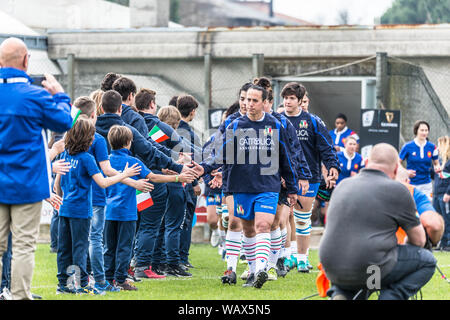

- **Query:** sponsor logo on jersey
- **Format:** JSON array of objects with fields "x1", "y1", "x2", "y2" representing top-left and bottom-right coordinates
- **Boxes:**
[{"x1": 412, "y1": 152, "x2": 417, "y2": 156}]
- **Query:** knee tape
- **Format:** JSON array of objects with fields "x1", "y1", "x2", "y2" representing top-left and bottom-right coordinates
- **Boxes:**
[
  {"x1": 216, "y1": 205, "x2": 223, "y2": 215},
  {"x1": 293, "y1": 209, "x2": 312, "y2": 236},
  {"x1": 221, "y1": 204, "x2": 229, "y2": 229}
]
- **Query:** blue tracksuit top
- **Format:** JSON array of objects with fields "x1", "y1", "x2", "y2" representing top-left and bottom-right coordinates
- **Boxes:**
[
  {"x1": 95, "y1": 113, "x2": 183, "y2": 173},
  {"x1": 203, "y1": 113, "x2": 298, "y2": 194},
  {"x1": 271, "y1": 111, "x2": 312, "y2": 181},
  {"x1": 0, "y1": 67, "x2": 72, "y2": 204},
  {"x1": 282, "y1": 110, "x2": 339, "y2": 184}
]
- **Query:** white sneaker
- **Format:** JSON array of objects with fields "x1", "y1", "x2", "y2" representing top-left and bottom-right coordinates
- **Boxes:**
[
  {"x1": 0, "y1": 288, "x2": 12, "y2": 300},
  {"x1": 218, "y1": 244, "x2": 224, "y2": 256},
  {"x1": 210, "y1": 229, "x2": 220, "y2": 247}
]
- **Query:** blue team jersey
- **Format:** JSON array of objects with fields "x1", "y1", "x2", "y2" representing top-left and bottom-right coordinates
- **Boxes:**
[
  {"x1": 59, "y1": 151, "x2": 101, "y2": 219},
  {"x1": 329, "y1": 127, "x2": 359, "y2": 150},
  {"x1": 336, "y1": 151, "x2": 364, "y2": 184},
  {"x1": 89, "y1": 133, "x2": 110, "y2": 207},
  {"x1": 282, "y1": 110, "x2": 339, "y2": 184},
  {"x1": 105, "y1": 148, "x2": 151, "y2": 222},
  {"x1": 399, "y1": 140, "x2": 438, "y2": 185}
]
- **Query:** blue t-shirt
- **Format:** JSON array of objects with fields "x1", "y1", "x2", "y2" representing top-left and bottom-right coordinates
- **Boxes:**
[
  {"x1": 105, "y1": 148, "x2": 152, "y2": 221},
  {"x1": 329, "y1": 127, "x2": 359, "y2": 150},
  {"x1": 336, "y1": 151, "x2": 364, "y2": 184},
  {"x1": 89, "y1": 133, "x2": 109, "y2": 207},
  {"x1": 399, "y1": 140, "x2": 438, "y2": 185},
  {"x1": 59, "y1": 151, "x2": 101, "y2": 219}
]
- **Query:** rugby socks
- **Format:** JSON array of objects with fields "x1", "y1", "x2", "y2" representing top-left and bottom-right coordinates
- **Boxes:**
[
  {"x1": 298, "y1": 254, "x2": 308, "y2": 264},
  {"x1": 255, "y1": 233, "x2": 271, "y2": 274},
  {"x1": 280, "y1": 228, "x2": 288, "y2": 259},
  {"x1": 242, "y1": 235, "x2": 256, "y2": 275},
  {"x1": 225, "y1": 231, "x2": 241, "y2": 272},
  {"x1": 268, "y1": 228, "x2": 282, "y2": 269}
]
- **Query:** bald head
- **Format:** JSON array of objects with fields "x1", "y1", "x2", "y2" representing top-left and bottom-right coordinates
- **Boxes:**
[
  {"x1": 395, "y1": 165, "x2": 410, "y2": 184},
  {"x1": 0, "y1": 37, "x2": 28, "y2": 71},
  {"x1": 366, "y1": 143, "x2": 399, "y2": 179}
]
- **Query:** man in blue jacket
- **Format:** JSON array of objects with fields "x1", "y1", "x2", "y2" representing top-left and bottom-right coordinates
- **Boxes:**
[{"x1": 0, "y1": 37, "x2": 72, "y2": 300}]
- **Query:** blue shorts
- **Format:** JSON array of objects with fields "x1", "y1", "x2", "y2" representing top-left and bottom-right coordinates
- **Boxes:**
[
  {"x1": 206, "y1": 193, "x2": 223, "y2": 206},
  {"x1": 297, "y1": 183, "x2": 320, "y2": 198},
  {"x1": 233, "y1": 192, "x2": 278, "y2": 221}
]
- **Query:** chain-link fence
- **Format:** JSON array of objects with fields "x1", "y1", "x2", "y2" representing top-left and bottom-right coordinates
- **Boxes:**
[{"x1": 387, "y1": 56, "x2": 450, "y2": 144}]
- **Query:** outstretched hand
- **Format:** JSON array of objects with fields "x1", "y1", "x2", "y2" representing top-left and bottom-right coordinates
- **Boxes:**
[
  {"x1": 52, "y1": 159, "x2": 71, "y2": 175},
  {"x1": 134, "y1": 179, "x2": 154, "y2": 193},
  {"x1": 123, "y1": 162, "x2": 141, "y2": 177},
  {"x1": 191, "y1": 161, "x2": 205, "y2": 178}
]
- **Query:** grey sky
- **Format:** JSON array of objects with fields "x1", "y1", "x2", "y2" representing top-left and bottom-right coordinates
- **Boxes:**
[{"x1": 273, "y1": 0, "x2": 395, "y2": 25}]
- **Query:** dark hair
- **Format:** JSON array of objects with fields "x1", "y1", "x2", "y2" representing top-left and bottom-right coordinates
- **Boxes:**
[
  {"x1": 101, "y1": 72, "x2": 121, "y2": 92},
  {"x1": 225, "y1": 101, "x2": 240, "y2": 118},
  {"x1": 101, "y1": 90, "x2": 123, "y2": 114},
  {"x1": 239, "y1": 82, "x2": 253, "y2": 96},
  {"x1": 335, "y1": 113, "x2": 347, "y2": 122},
  {"x1": 254, "y1": 77, "x2": 273, "y2": 102},
  {"x1": 112, "y1": 77, "x2": 137, "y2": 102},
  {"x1": 247, "y1": 84, "x2": 268, "y2": 101},
  {"x1": 281, "y1": 82, "x2": 306, "y2": 100},
  {"x1": 108, "y1": 125, "x2": 133, "y2": 150},
  {"x1": 73, "y1": 96, "x2": 96, "y2": 117},
  {"x1": 135, "y1": 88, "x2": 156, "y2": 111},
  {"x1": 65, "y1": 117, "x2": 95, "y2": 155},
  {"x1": 168, "y1": 95, "x2": 178, "y2": 107},
  {"x1": 413, "y1": 120, "x2": 430, "y2": 136},
  {"x1": 177, "y1": 95, "x2": 198, "y2": 118}
]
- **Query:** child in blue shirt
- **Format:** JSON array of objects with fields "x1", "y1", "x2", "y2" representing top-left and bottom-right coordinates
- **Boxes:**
[
  {"x1": 336, "y1": 136, "x2": 364, "y2": 184},
  {"x1": 104, "y1": 125, "x2": 195, "y2": 290},
  {"x1": 54, "y1": 117, "x2": 141, "y2": 295}
]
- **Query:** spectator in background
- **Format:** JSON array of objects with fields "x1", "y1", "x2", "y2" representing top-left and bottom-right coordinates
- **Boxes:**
[
  {"x1": 329, "y1": 113, "x2": 360, "y2": 152},
  {"x1": 90, "y1": 89, "x2": 105, "y2": 116},
  {"x1": 0, "y1": 37, "x2": 72, "y2": 299},
  {"x1": 168, "y1": 95, "x2": 179, "y2": 108},
  {"x1": 101, "y1": 72, "x2": 121, "y2": 92},
  {"x1": 336, "y1": 136, "x2": 364, "y2": 185},
  {"x1": 434, "y1": 136, "x2": 450, "y2": 251},
  {"x1": 300, "y1": 91, "x2": 310, "y2": 112},
  {"x1": 399, "y1": 120, "x2": 441, "y2": 200}
]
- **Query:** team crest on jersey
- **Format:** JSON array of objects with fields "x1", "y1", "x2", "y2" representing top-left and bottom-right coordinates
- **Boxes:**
[
  {"x1": 412, "y1": 152, "x2": 417, "y2": 156},
  {"x1": 299, "y1": 120, "x2": 308, "y2": 129},
  {"x1": 264, "y1": 126, "x2": 273, "y2": 136},
  {"x1": 236, "y1": 205, "x2": 244, "y2": 215},
  {"x1": 215, "y1": 194, "x2": 221, "y2": 202},
  {"x1": 427, "y1": 151, "x2": 432, "y2": 158},
  {"x1": 354, "y1": 164, "x2": 359, "y2": 170}
]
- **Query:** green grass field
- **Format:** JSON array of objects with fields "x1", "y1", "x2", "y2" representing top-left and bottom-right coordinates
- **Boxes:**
[{"x1": 30, "y1": 243, "x2": 450, "y2": 300}]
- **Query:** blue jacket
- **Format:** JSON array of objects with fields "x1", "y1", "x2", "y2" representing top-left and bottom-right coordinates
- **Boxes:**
[
  {"x1": 435, "y1": 159, "x2": 450, "y2": 196},
  {"x1": 95, "y1": 113, "x2": 183, "y2": 173},
  {"x1": 203, "y1": 113, "x2": 298, "y2": 194},
  {"x1": 282, "y1": 110, "x2": 340, "y2": 184},
  {"x1": 271, "y1": 111, "x2": 312, "y2": 181},
  {"x1": 0, "y1": 68, "x2": 72, "y2": 204}
]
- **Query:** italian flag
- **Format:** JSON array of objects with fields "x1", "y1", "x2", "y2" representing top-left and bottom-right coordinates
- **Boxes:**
[
  {"x1": 149, "y1": 125, "x2": 169, "y2": 143},
  {"x1": 71, "y1": 106, "x2": 81, "y2": 127},
  {"x1": 136, "y1": 191, "x2": 154, "y2": 212}
]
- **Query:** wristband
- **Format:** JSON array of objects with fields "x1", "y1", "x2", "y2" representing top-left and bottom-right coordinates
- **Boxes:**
[{"x1": 175, "y1": 175, "x2": 179, "y2": 183}]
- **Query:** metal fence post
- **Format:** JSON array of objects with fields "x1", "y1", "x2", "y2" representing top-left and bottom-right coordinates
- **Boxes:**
[
  {"x1": 252, "y1": 53, "x2": 264, "y2": 79},
  {"x1": 204, "y1": 53, "x2": 212, "y2": 134},
  {"x1": 67, "y1": 53, "x2": 75, "y2": 102},
  {"x1": 376, "y1": 52, "x2": 388, "y2": 109}
]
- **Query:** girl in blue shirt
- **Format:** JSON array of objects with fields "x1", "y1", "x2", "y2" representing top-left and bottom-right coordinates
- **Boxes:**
[
  {"x1": 54, "y1": 117, "x2": 141, "y2": 294},
  {"x1": 336, "y1": 136, "x2": 364, "y2": 184},
  {"x1": 399, "y1": 120, "x2": 440, "y2": 199}
]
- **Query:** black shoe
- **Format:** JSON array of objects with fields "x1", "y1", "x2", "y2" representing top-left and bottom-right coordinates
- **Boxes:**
[
  {"x1": 49, "y1": 247, "x2": 57, "y2": 254},
  {"x1": 442, "y1": 246, "x2": 450, "y2": 252},
  {"x1": 221, "y1": 267, "x2": 237, "y2": 285},
  {"x1": 152, "y1": 265, "x2": 167, "y2": 276},
  {"x1": 184, "y1": 261, "x2": 195, "y2": 269},
  {"x1": 242, "y1": 273, "x2": 255, "y2": 287},
  {"x1": 32, "y1": 293, "x2": 43, "y2": 299},
  {"x1": 166, "y1": 264, "x2": 192, "y2": 277},
  {"x1": 253, "y1": 270, "x2": 268, "y2": 289},
  {"x1": 276, "y1": 258, "x2": 288, "y2": 277},
  {"x1": 178, "y1": 263, "x2": 189, "y2": 272}
]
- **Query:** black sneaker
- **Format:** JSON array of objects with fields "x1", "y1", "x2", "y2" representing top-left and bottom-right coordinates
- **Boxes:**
[
  {"x1": 242, "y1": 273, "x2": 255, "y2": 287},
  {"x1": 253, "y1": 270, "x2": 268, "y2": 289},
  {"x1": 166, "y1": 264, "x2": 192, "y2": 277},
  {"x1": 221, "y1": 267, "x2": 237, "y2": 285},
  {"x1": 178, "y1": 263, "x2": 189, "y2": 272},
  {"x1": 152, "y1": 265, "x2": 167, "y2": 276},
  {"x1": 276, "y1": 258, "x2": 288, "y2": 277},
  {"x1": 184, "y1": 261, "x2": 195, "y2": 269}
]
